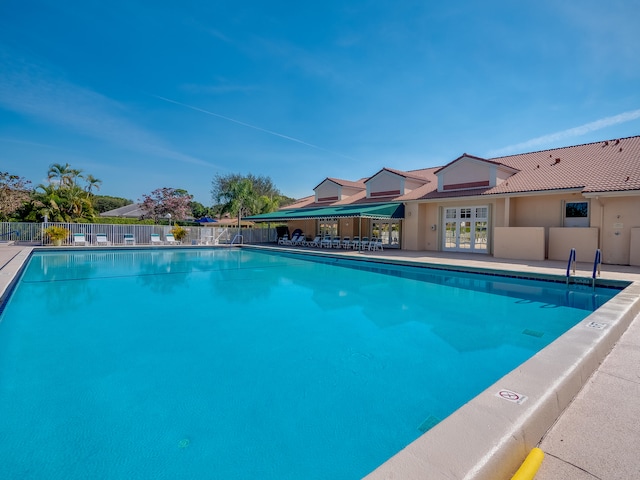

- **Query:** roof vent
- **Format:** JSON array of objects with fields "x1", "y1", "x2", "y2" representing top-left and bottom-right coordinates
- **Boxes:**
[
  {"x1": 615, "y1": 139, "x2": 620, "y2": 145},
  {"x1": 619, "y1": 147, "x2": 623, "y2": 152},
  {"x1": 552, "y1": 158, "x2": 561, "y2": 165},
  {"x1": 603, "y1": 141, "x2": 609, "y2": 147},
  {"x1": 625, "y1": 176, "x2": 630, "y2": 182}
]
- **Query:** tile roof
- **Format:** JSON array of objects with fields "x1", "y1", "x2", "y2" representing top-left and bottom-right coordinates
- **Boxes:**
[
  {"x1": 285, "y1": 135, "x2": 640, "y2": 210},
  {"x1": 416, "y1": 135, "x2": 640, "y2": 200}
]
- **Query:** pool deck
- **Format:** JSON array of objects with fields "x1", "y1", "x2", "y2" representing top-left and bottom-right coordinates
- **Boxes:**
[{"x1": 1, "y1": 245, "x2": 639, "y2": 479}]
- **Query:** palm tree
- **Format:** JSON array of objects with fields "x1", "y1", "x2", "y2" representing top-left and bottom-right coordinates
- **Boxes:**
[
  {"x1": 84, "y1": 174, "x2": 102, "y2": 195},
  {"x1": 47, "y1": 163, "x2": 83, "y2": 188}
]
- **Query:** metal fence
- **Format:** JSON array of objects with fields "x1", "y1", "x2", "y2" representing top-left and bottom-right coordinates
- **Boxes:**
[{"x1": 0, "y1": 222, "x2": 277, "y2": 246}]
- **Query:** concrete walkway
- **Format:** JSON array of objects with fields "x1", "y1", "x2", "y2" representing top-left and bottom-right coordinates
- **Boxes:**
[{"x1": 1, "y1": 245, "x2": 639, "y2": 479}]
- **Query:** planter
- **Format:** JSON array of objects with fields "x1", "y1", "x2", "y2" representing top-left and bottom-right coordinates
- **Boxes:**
[{"x1": 53, "y1": 239, "x2": 62, "y2": 246}]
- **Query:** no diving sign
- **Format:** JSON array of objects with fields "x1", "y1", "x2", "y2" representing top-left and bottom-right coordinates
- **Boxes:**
[{"x1": 496, "y1": 389, "x2": 528, "y2": 405}]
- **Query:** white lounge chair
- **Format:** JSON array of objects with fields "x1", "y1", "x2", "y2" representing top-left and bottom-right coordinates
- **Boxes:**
[
  {"x1": 305, "y1": 235, "x2": 322, "y2": 247},
  {"x1": 287, "y1": 233, "x2": 301, "y2": 245},
  {"x1": 293, "y1": 234, "x2": 307, "y2": 246},
  {"x1": 369, "y1": 238, "x2": 383, "y2": 251},
  {"x1": 320, "y1": 236, "x2": 333, "y2": 248},
  {"x1": 331, "y1": 237, "x2": 342, "y2": 248},
  {"x1": 150, "y1": 233, "x2": 163, "y2": 245},
  {"x1": 360, "y1": 237, "x2": 370, "y2": 250},
  {"x1": 278, "y1": 234, "x2": 289, "y2": 245},
  {"x1": 165, "y1": 233, "x2": 180, "y2": 244},
  {"x1": 72, "y1": 233, "x2": 87, "y2": 246},
  {"x1": 350, "y1": 236, "x2": 360, "y2": 249},
  {"x1": 95, "y1": 233, "x2": 109, "y2": 246},
  {"x1": 340, "y1": 236, "x2": 351, "y2": 249},
  {"x1": 123, "y1": 233, "x2": 135, "y2": 245}
]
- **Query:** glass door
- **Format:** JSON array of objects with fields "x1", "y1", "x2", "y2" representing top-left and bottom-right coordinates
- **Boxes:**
[{"x1": 442, "y1": 206, "x2": 489, "y2": 253}]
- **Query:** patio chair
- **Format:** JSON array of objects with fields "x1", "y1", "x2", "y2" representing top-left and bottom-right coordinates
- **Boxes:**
[
  {"x1": 123, "y1": 233, "x2": 136, "y2": 245},
  {"x1": 369, "y1": 238, "x2": 383, "y2": 251},
  {"x1": 72, "y1": 233, "x2": 87, "y2": 246},
  {"x1": 150, "y1": 233, "x2": 163, "y2": 245},
  {"x1": 331, "y1": 236, "x2": 342, "y2": 248},
  {"x1": 360, "y1": 237, "x2": 370, "y2": 250},
  {"x1": 278, "y1": 234, "x2": 289, "y2": 245},
  {"x1": 293, "y1": 234, "x2": 307, "y2": 246},
  {"x1": 320, "y1": 236, "x2": 333, "y2": 248},
  {"x1": 286, "y1": 233, "x2": 301, "y2": 245},
  {"x1": 340, "y1": 236, "x2": 351, "y2": 249},
  {"x1": 165, "y1": 233, "x2": 180, "y2": 245},
  {"x1": 95, "y1": 233, "x2": 110, "y2": 246},
  {"x1": 305, "y1": 235, "x2": 322, "y2": 247},
  {"x1": 350, "y1": 236, "x2": 360, "y2": 249}
]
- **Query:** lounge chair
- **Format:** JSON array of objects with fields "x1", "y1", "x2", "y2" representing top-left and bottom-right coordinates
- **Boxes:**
[
  {"x1": 305, "y1": 235, "x2": 322, "y2": 247},
  {"x1": 286, "y1": 233, "x2": 301, "y2": 245},
  {"x1": 331, "y1": 236, "x2": 342, "y2": 248},
  {"x1": 165, "y1": 233, "x2": 179, "y2": 245},
  {"x1": 369, "y1": 238, "x2": 383, "y2": 251},
  {"x1": 150, "y1": 233, "x2": 163, "y2": 245},
  {"x1": 350, "y1": 236, "x2": 360, "y2": 249},
  {"x1": 360, "y1": 237, "x2": 370, "y2": 250},
  {"x1": 340, "y1": 236, "x2": 351, "y2": 249},
  {"x1": 320, "y1": 236, "x2": 333, "y2": 248},
  {"x1": 294, "y1": 234, "x2": 307, "y2": 246},
  {"x1": 95, "y1": 233, "x2": 110, "y2": 246},
  {"x1": 72, "y1": 233, "x2": 87, "y2": 246},
  {"x1": 123, "y1": 233, "x2": 136, "y2": 245},
  {"x1": 278, "y1": 234, "x2": 289, "y2": 245}
]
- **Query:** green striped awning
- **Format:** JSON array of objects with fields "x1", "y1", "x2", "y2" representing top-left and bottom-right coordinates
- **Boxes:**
[{"x1": 245, "y1": 203, "x2": 404, "y2": 222}]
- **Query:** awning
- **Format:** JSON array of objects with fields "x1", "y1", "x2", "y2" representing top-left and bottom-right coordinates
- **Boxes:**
[{"x1": 245, "y1": 203, "x2": 405, "y2": 222}]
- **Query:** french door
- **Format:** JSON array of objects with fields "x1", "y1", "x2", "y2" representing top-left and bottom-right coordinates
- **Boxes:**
[{"x1": 443, "y1": 206, "x2": 489, "y2": 253}]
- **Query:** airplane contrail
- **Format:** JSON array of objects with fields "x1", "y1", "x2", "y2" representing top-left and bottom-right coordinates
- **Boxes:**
[
  {"x1": 490, "y1": 108, "x2": 640, "y2": 156},
  {"x1": 151, "y1": 94, "x2": 355, "y2": 160}
]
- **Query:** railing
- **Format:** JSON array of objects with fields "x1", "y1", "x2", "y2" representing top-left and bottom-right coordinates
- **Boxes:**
[
  {"x1": 231, "y1": 234, "x2": 243, "y2": 245},
  {"x1": 566, "y1": 248, "x2": 576, "y2": 284},
  {"x1": 0, "y1": 222, "x2": 275, "y2": 246},
  {"x1": 592, "y1": 249, "x2": 602, "y2": 289}
]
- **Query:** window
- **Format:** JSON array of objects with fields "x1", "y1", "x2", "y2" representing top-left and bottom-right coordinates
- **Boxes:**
[{"x1": 564, "y1": 201, "x2": 589, "y2": 227}]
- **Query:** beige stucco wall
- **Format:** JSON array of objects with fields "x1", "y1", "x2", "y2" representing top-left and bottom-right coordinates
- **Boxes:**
[
  {"x1": 548, "y1": 227, "x2": 599, "y2": 262},
  {"x1": 598, "y1": 196, "x2": 640, "y2": 265},
  {"x1": 441, "y1": 160, "x2": 489, "y2": 186},
  {"x1": 631, "y1": 228, "x2": 640, "y2": 266},
  {"x1": 368, "y1": 171, "x2": 401, "y2": 195},
  {"x1": 493, "y1": 227, "x2": 545, "y2": 261}
]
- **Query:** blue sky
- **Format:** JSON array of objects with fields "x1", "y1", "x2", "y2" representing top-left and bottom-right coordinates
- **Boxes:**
[{"x1": 1, "y1": 1, "x2": 639, "y2": 205}]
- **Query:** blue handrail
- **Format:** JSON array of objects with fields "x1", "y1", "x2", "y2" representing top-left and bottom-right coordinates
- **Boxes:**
[
  {"x1": 566, "y1": 248, "x2": 576, "y2": 284},
  {"x1": 592, "y1": 249, "x2": 602, "y2": 288},
  {"x1": 0, "y1": 230, "x2": 19, "y2": 239}
]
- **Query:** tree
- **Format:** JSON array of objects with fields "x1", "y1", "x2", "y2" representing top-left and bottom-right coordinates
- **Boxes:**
[
  {"x1": 25, "y1": 163, "x2": 98, "y2": 222},
  {"x1": 0, "y1": 172, "x2": 32, "y2": 221},
  {"x1": 84, "y1": 174, "x2": 102, "y2": 194},
  {"x1": 140, "y1": 187, "x2": 192, "y2": 223},
  {"x1": 92, "y1": 195, "x2": 133, "y2": 213},
  {"x1": 216, "y1": 178, "x2": 255, "y2": 228},
  {"x1": 211, "y1": 173, "x2": 287, "y2": 217},
  {"x1": 47, "y1": 163, "x2": 82, "y2": 188}
]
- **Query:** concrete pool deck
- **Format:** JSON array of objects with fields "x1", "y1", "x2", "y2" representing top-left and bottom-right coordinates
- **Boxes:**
[{"x1": 1, "y1": 245, "x2": 639, "y2": 479}]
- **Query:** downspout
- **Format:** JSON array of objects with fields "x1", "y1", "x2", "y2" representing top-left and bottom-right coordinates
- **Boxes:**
[{"x1": 359, "y1": 216, "x2": 362, "y2": 253}]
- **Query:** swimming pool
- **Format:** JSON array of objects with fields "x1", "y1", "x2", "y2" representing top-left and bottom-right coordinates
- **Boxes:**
[{"x1": 0, "y1": 248, "x2": 621, "y2": 479}]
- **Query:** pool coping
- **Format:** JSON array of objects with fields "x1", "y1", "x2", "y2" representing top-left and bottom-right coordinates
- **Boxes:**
[{"x1": 2, "y1": 246, "x2": 639, "y2": 479}]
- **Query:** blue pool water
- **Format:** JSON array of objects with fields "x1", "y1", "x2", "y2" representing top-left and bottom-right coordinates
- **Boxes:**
[{"x1": 0, "y1": 249, "x2": 619, "y2": 479}]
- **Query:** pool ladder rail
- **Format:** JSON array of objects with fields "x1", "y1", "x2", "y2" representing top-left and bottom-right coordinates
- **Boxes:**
[{"x1": 565, "y1": 248, "x2": 602, "y2": 289}]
